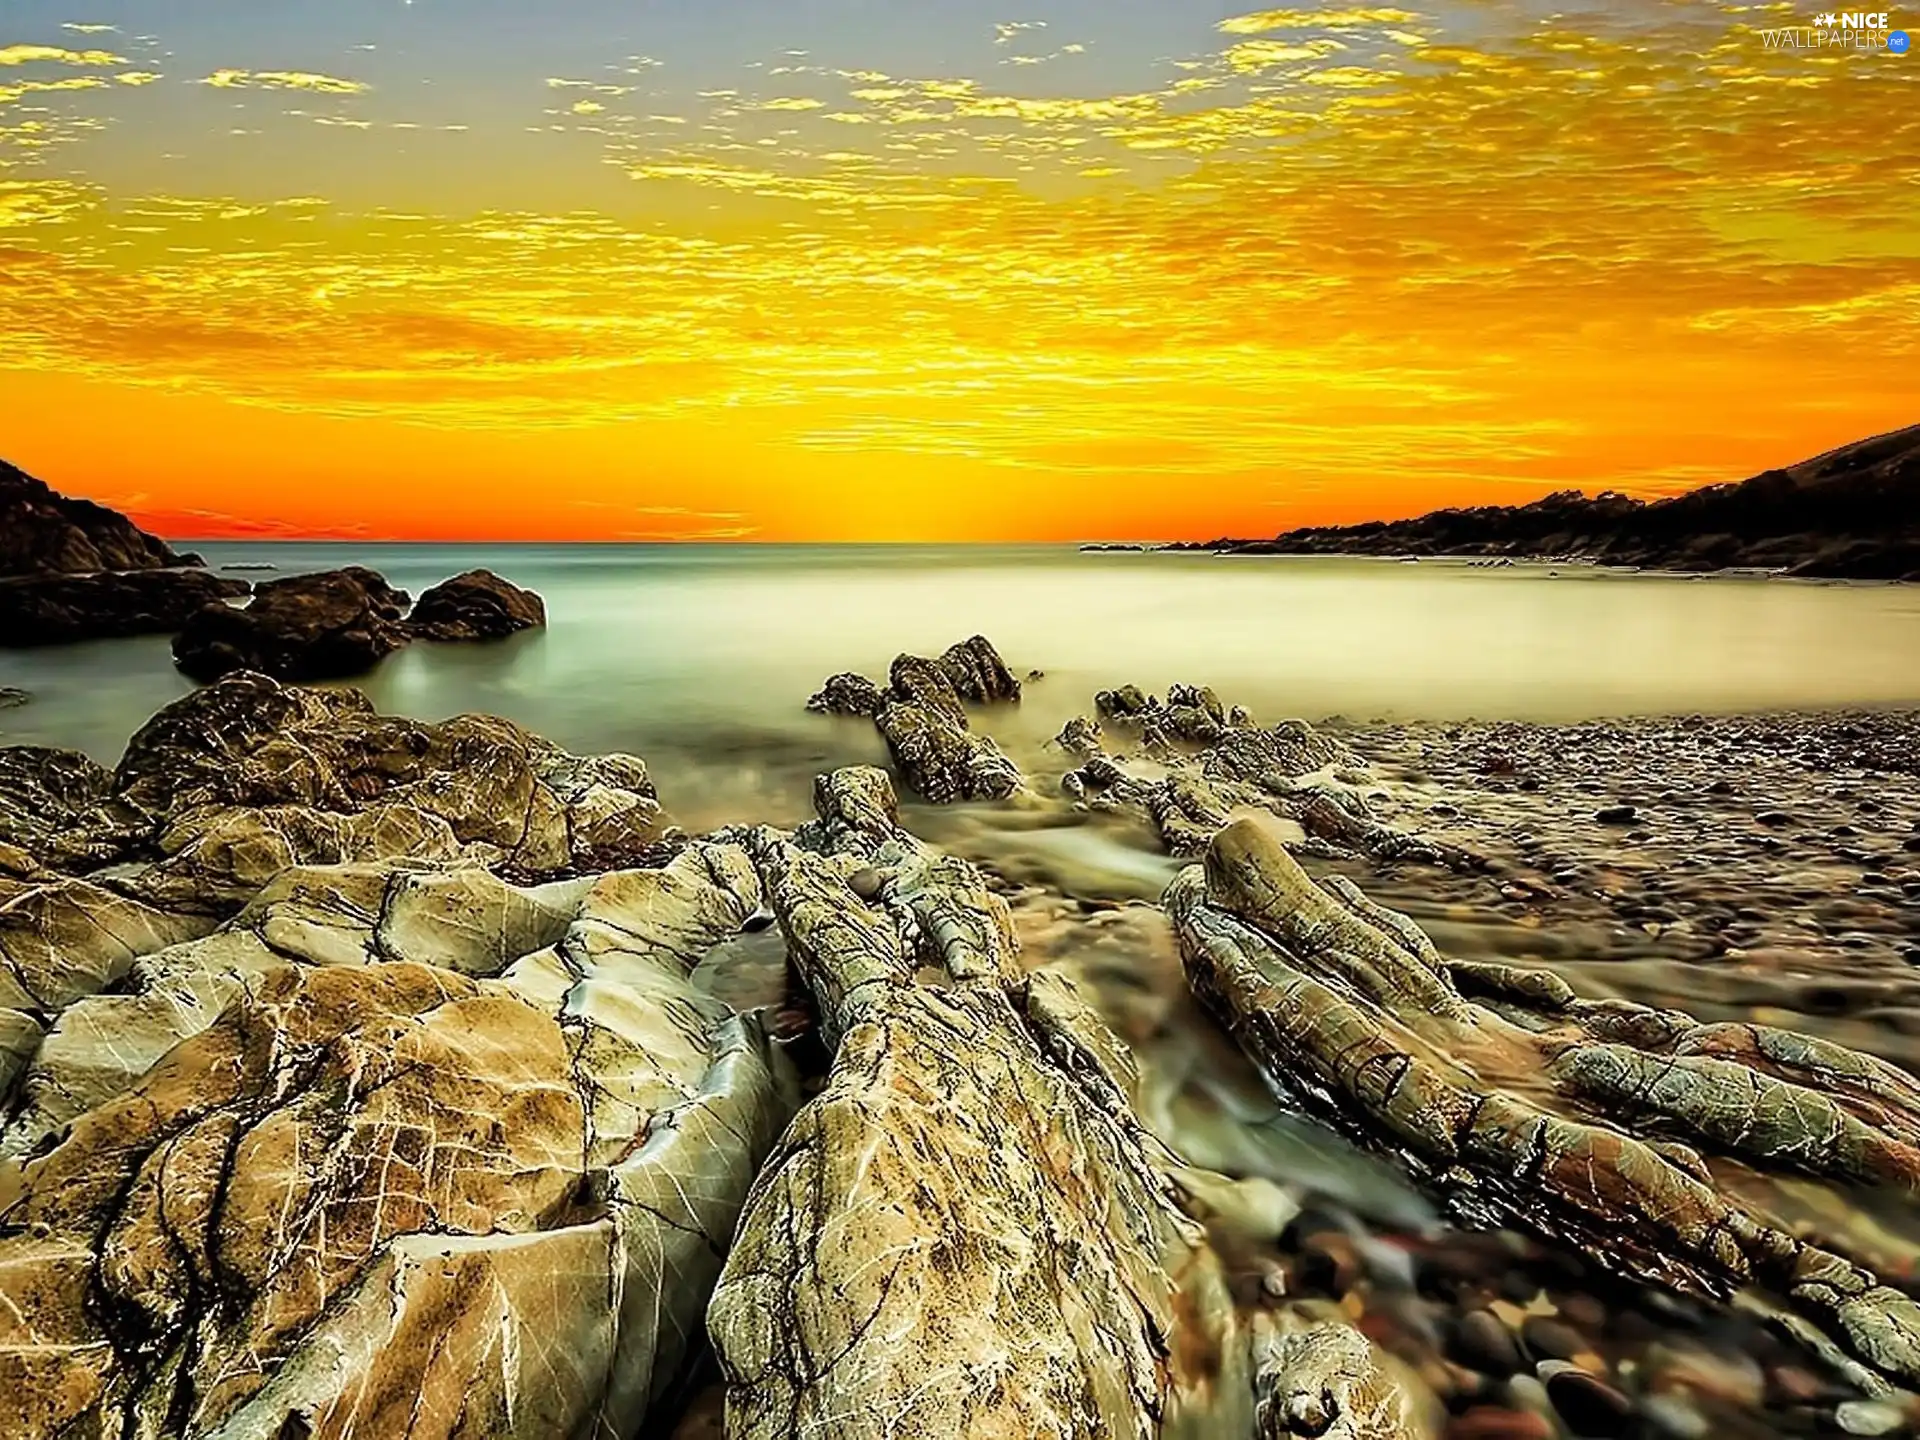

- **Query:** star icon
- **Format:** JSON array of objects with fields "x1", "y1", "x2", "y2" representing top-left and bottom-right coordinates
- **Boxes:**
[{"x1": 1814, "y1": 11, "x2": 1837, "y2": 24}]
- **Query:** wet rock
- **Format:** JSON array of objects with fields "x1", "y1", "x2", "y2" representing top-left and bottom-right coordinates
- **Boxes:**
[
  {"x1": 406, "y1": 567, "x2": 546, "y2": 641},
  {"x1": 1064, "y1": 686, "x2": 1476, "y2": 871},
  {"x1": 1169, "y1": 818, "x2": 1920, "y2": 1392},
  {"x1": 710, "y1": 767, "x2": 1274, "y2": 1438},
  {"x1": 0, "y1": 673, "x2": 665, "y2": 910},
  {"x1": 0, "y1": 689, "x2": 26, "y2": 710},
  {"x1": 0, "y1": 567, "x2": 251, "y2": 646},
  {"x1": 1542, "y1": 1367, "x2": 1634, "y2": 1437},
  {"x1": 173, "y1": 565, "x2": 412, "y2": 681},
  {"x1": 1451, "y1": 1310, "x2": 1523, "y2": 1378},
  {"x1": 1446, "y1": 1405, "x2": 1554, "y2": 1440},
  {"x1": 1594, "y1": 805, "x2": 1638, "y2": 825},
  {"x1": 1519, "y1": 1316, "x2": 1588, "y2": 1364},
  {"x1": 806, "y1": 671, "x2": 885, "y2": 717},
  {"x1": 938, "y1": 633, "x2": 1022, "y2": 703},
  {"x1": 1837, "y1": 1399, "x2": 1909, "y2": 1436},
  {"x1": 806, "y1": 638, "x2": 1024, "y2": 803},
  {"x1": 1252, "y1": 1316, "x2": 1426, "y2": 1439}
]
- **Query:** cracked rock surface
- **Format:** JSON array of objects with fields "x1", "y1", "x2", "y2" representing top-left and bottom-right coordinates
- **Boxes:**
[
  {"x1": 709, "y1": 766, "x2": 1255, "y2": 1438},
  {"x1": 807, "y1": 636, "x2": 1023, "y2": 803},
  {"x1": 1060, "y1": 685, "x2": 1476, "y2": 871},
  {"x1": 0, "y1": 840, "x2": 796, "y2": 1440},
  {"x1": 0, "y1": 671, "x2": 667, "y2": 918},
  {"x1": 1171, "y1": 816, "x2": 1920, "y2": 1397}
]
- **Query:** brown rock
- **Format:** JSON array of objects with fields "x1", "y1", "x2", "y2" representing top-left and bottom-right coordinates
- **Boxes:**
[
  {"x1": 407, "y1": 568, "x2": 546, "y2": 642},
  {"x1": 172, "y1": 565, "x2": 412, "y2": 681},
  {"x1": 0, "y1": 568, "x2": 250, "y2": 647},
  {"x1": 0, "y1": 460, "x2": 193, "y2": 576}
]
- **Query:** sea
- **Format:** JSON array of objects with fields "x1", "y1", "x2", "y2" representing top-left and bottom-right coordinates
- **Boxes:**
[{"x1": 4, "y1": 543, "x2": 1918, "y2": 834}]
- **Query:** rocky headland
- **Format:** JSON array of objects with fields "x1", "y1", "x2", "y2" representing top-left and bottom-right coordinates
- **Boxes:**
[
  {"x1": 1, "y1": 636, "x2": 1918, "y2": 1438},
  {"x1": 0, "y1": 462, "x2": 547, "y2": 669},
  {"x1": 1180, "y1": 425, "x2": 1920, "y2": 581}
]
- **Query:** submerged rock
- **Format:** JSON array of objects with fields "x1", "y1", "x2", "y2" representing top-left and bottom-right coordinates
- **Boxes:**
[
  {"x1": 1170, "y1": 817, "x2": 1920, "y2": 1395},
  {"x1": 407, "y1": 567, "x2": 547, "y2": 642},
  {"x1": 173, "y1": 565, "x2": 412, "y2": 681},
  {"x1": 0, "y1": 567, "x2": 250, "y2": 646},
  {"x1": 1065, "y1": 685, "x2": 1474, "y2": 870}
]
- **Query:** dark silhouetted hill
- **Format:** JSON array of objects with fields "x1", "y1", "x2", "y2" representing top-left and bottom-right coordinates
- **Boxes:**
[{"x1": 1186, "y1": 425, "x2": 1920, "y2": 580}]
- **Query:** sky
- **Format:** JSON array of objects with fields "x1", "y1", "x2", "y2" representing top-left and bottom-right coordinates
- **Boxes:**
[{"x1": 0, "y1": 1, "x2": 1914, "y2": 542}]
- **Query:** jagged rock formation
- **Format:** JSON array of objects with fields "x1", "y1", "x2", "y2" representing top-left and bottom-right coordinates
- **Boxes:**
[
  {"x1": 1186, "y1": 423, "x2": 1920, "y2": 581},
  {"x1": 173, "y1": 566, "x2": 413, "y2": 681},
  {"x1": 1060, "y1": 685, "x2": 1475, "y2": 869},
  {"x1": 711, "y1": 767, "x2": 1395, "y2": 1439},
  {"x1": 0, "y1": 461, "x2": 195, "y2": 577},
  {"x1": 408, "y1": 568, "x2": 548, "y2": 642},
  {"x1": 807, "y1": 637, "x2": 1023, "y2": 803},
  {"x1": 1170, "y1": 818, "x2": 1920, "y2": 1397},
  {"x1": 0, "y1": 841, "x2": 797, "y2": 1439},
  {"x1": 0, "y1": 672, "x2": 667, "y2": 916},
  {"x1": 0, "y1": 568, "x2": 251, "y2": 647}
]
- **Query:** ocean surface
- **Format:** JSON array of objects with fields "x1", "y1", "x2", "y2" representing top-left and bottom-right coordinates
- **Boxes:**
[{"x1": 5, "y1": 543, "x2": 1920, "y2": 832}]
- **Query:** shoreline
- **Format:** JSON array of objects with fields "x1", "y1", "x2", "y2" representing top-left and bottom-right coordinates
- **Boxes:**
[{"x1": 0, "y1": 651, "x2": 1917, "y2": 1436}]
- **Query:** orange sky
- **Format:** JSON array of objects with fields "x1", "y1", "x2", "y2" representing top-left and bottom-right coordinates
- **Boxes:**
[{"x1": 1, "y1": 3, "x2": 1915, "y2": 541}]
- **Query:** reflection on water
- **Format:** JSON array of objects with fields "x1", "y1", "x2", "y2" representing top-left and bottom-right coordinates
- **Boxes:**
[{"x1": 5, "y1": 544, "x2": 1919, "y2": 836}]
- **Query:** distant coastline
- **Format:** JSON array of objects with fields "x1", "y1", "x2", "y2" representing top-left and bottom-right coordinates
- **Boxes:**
[{"x1": 1109, "y1": 424, "x2": 1919, "y2": 583}]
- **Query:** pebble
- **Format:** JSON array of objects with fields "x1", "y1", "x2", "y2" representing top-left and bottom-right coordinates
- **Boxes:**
[
  {"x1": 1837, "y1": 1400, "x2": 1908, "y2": 1436},
  {"x1": 1446, "y1": 1407, "x2": 1553, "y2": 1440},
  {"x1": 1543, "y1": 1365, "x2": 1635, "y2": 1438},
  {"x1": 1520, "y1": 1316, "x2": 1588, "y2": 1364},
  {"x1": 1641, "y1": 1394, "x2": 1709, "y2": 1439},
  {"x1": 1451, "y1": 1309, "x2": 1524, "y2": 1378},
  {"x1": 847, "y1": 867, "x2": 885, "y2": 901}
]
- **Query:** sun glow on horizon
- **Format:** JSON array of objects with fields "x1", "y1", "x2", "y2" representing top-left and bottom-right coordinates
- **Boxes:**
[{"x1": 0, "y1": 1, "x2": 1914, "y2": 542}]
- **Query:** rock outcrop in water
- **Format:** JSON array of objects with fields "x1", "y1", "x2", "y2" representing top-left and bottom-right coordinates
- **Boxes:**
[
  {"x1": 0, "y1": 461, "x2": 196, "y2": 578},
  {"x1": 1170, "y1": 817, "x2": 1920, "y2": 1396},
  {"x1": 172, "y1": 566, "x2": 550, "y2": 681},
  {"x1": 1060, "y1": 685, "x2": 1477, "y2": 870},
  {"x1": 0, "y1": 671, "x2": 667, "y2": 912},
  {"x1": 0, "y1": 461, "x2": 250, "y2": 647},
  {"x1": 0, "y1": 569, "x2": 252, "y2": 648},
  {"x1": 407, "y1": 567, "x2": 548, "y2": 642},
  {"x1": 808, "y1": 636, "x2": 1024, "y2": 803},
  {"x1": 711, "y1": 767, "x2": 1410, "y2": 1439},
  {"x1": 172, "y1": 566, "x2": 414, "y2": 681},
  {"x1": 1186, "y1": 424, "x2": 1920, "y2": 580}
]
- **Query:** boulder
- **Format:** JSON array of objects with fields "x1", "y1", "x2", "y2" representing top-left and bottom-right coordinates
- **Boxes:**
[
  {"x1": 172, "y1": 566, "x2": 412, "y2": 681},
  {"x1": 0, "y1": 568, "x2": 250, "y2": 646},
  {"x1": 0, "y1": 461, "x2": 193, "y2": 577},
  {"x1": 407, "y1": 568, "x2": 547, "y2": 642},
  {"x1": 0, "y1": 673, "x2": 667, "y2": 911}
]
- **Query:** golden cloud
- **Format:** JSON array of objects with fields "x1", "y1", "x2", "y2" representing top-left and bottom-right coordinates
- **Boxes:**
[
  {"x1": 1218, "y1": 7, "x2": 1423, "y2": 33},
  {"x1": 0, "y1": 43, "x2": 125, "y2": 66},
  {"x1": 200, "y1": 69, "x2": 369, "y2": 94}
]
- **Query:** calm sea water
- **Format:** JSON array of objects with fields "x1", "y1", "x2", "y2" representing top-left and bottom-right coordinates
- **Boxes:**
[{"x1": 5, "y1": 543, "x2": 1920, "y2": 830}]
